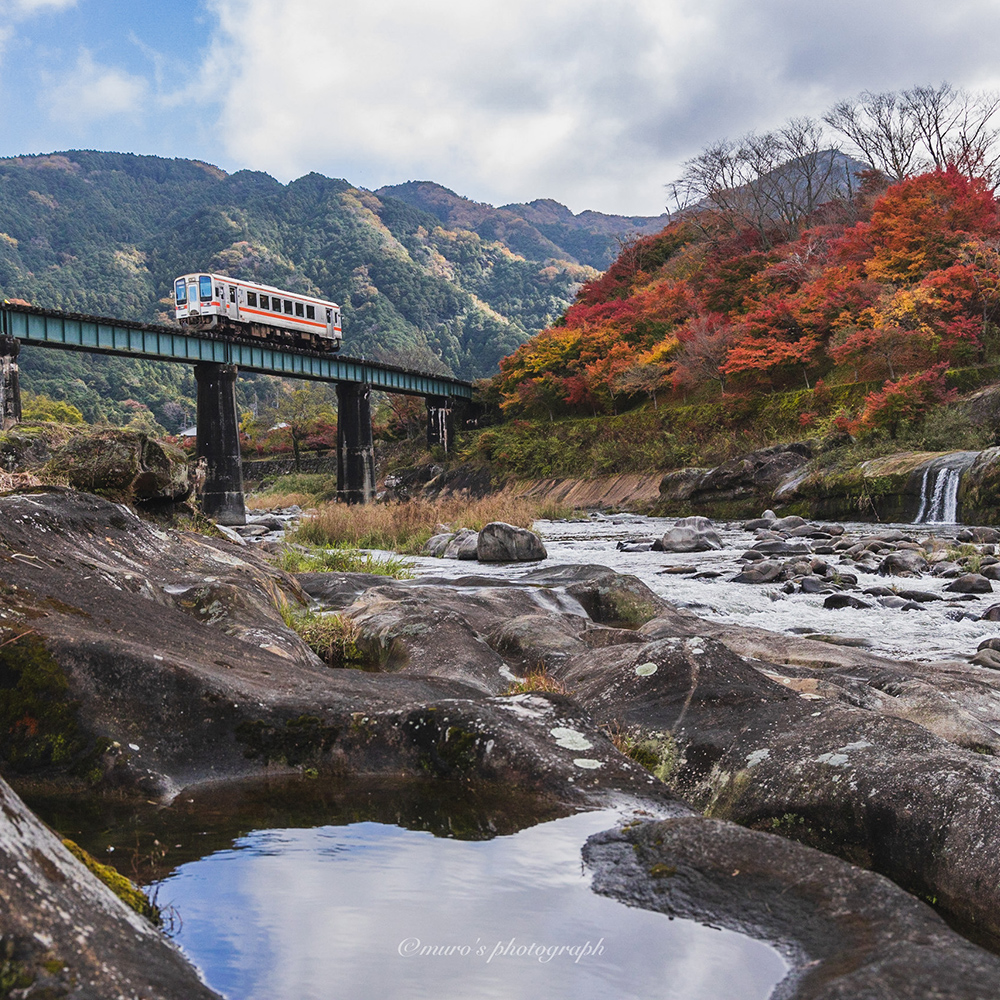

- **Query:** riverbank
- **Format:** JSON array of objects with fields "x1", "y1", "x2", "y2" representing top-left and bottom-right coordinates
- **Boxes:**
[{"x1": 4, "y1": 487, "x2": 1000, "y2": 997}]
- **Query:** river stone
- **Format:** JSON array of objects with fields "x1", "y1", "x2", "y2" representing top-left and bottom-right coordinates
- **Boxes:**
[
  {"x1": 247, "y1": 513, "x2": 287, "y2": 532},
  {"x1": 958, "y1": 526, "x2": 1000, "y2": 543},
  {"x1": 972, "y1": 648, "x2": 1000, "y2": 669},
  {"x1": 742, "y1": 516, "x2": 774, "y2": 530},
  {"x1": 878, "y1": 550, "x2": 928, "y2": 577},
  {"x1": 476, "y1": 522, "x2": 547, "y2": 562},
  {"x1": 944, "y1": 574, "x2": 993, "y2": 594},
  {"x1": 617, "y1": 538, "x2": 655, "y2": 552},
  {"x1": 770, "y1": 515, "x2": 808, "y2": 532},
  {"x1": 981, "y1": 564, "x2": 1000, "y2": 581},
  {"x1": 424, "y1": 531, "x2": 454, "y2": 556},
  {"x1": 878, "y1": 596, "x2": 925, "y2": 611},
  {"x1": 655, "y1": 517, "x2": 722, "y2": 553},
  {"x1": 444, "y1": 527, "x2": 480, "y2": 560},
  {"x1": 824, "y1": 594, "x2": 872, "y2": 610},
  {"x1": 733, "y1": 561, "x2": 784, "y2": 584},
  {"x1": 751, "y1": 539, "x2": 812, "y2": 556},
  {"x1": 979, "y1": 604, "x2": 1000, "y2": 621}
]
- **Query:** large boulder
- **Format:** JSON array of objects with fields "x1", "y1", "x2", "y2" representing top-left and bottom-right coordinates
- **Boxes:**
[
  {"x1": 46, "y1": 429, "x2": 189, "y2": 503},
  {"x1": 476, "y1": 521, "x2": 547, "y2": 562},
  {"x1": 654, "y1": 516, "x2": 722, "y2": 553},
  {"x1": 657, "y1": 467, "x2": 709, "y2": 502}
]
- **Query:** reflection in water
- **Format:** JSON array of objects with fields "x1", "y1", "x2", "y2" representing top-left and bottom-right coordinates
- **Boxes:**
[{"x1": 153, "y1": 810, "x2": 787, "y2": 1000}]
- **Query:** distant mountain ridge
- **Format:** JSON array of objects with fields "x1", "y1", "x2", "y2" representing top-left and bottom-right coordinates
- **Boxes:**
[
  {"x1": 0, "y1": 150, "x2": 664, "y2": 425},
  {"x1": 377, "y1": 180, "x2": 672, "y2": 268}
]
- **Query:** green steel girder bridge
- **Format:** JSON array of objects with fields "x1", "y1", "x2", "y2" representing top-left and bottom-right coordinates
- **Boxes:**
[
  {"x1": 0, "y1": 302, "x2": 473, "y2": 399},
  {"x1": 0, "y1": 302, "x2": 474, "y2": 522}
]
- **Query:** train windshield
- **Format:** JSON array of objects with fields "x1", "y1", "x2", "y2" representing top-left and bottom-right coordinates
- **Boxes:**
[
  {"x1": 199, "y1": 276, "x2": 213, "y2": 301},
  {"x1": 175, "y1": 280, "x2": 186, "y2": 304}
]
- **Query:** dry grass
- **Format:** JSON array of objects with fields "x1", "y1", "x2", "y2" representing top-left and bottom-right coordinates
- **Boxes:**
[
  {"x1": 291, "y1": 493, "x2": 578, "y2": 553},
  {"x1": 503, "y1": 666, "x2": 569, "y2": 696},
  {"x1": 246, "y1": 491, "x2": 317, "y2": 510},
  {"x1": 0, "y1": 470, "x2": 41, "y2": 493}
]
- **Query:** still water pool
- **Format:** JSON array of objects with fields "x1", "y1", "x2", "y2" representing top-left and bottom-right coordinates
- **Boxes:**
[{"x1": 151, "y1": 807, "x2": 787, "y2": 1000}]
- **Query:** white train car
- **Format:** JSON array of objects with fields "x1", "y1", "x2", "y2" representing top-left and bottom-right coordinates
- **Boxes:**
[{"x1": 174, "y1": 272, "x2": 342, "y2": 352}]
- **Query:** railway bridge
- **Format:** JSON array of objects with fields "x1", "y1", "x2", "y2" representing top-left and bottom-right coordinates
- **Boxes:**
[{"x1": 0, "y1": 302, "x2": 474, "y2": 524}]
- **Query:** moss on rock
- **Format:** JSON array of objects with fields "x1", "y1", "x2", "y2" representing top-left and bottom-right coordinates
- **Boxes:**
[
  {"x1": 61, "y1": 839, "x2": 161, "y2": 925},
  {"x1": 0, "y1": 632, "x2": 109, "y2": 779}
]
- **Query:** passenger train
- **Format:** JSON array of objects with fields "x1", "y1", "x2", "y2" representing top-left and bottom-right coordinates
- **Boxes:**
[{"x1": 174, "y1": 273, "x2": 342, "y2": 352}]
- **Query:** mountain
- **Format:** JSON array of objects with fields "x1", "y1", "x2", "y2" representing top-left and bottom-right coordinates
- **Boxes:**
[
  {"x1": 377, "y1": 181, "x2": 672, "y2": 268},
  {"x1": 0, "y1": 151, "x2": 660, "y2": 425}
]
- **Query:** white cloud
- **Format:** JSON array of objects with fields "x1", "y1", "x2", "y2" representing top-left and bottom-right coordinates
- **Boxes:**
[
  {"x1": 197, "y1": 0, "x2": 1000, "y2": 213},
  {"x1": 42, "y1": 49, "x2": 148, "y2": 124}
]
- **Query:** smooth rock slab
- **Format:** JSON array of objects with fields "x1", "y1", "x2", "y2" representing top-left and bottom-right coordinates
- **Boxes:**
[
  {"x1": 0, "y1": 775, "x2": 219, "y2": 999},
  {"x1": 586, "y1": 817, "x2": 1000, "y2": 1000}
]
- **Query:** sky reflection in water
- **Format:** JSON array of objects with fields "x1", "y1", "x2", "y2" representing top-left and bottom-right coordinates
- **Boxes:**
[{"x1": 154, "y1": 810, "x2": 787, "y2": 1000}]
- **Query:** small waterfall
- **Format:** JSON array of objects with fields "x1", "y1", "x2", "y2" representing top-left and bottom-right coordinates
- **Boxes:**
[{"x1": 913, "y1": 452, "x2": 979, "y2": 525}]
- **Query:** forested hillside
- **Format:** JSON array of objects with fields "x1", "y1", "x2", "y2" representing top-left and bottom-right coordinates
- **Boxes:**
[
  {"x1": 490, "y1": 85, "x2": 1000, "y2": 433},
  {"x1": 0, "y1": 151, "x2": 662, "y2": 426}
]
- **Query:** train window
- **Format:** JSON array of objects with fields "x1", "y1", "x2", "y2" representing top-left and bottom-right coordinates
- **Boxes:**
[
  {"x1": 274, "y1": 298, "x2": 283, "y2": 312},
  {"x1": 295, "y1": 301, "x2": 304, "y2": 317},
  {"x1": 306, "y1": 305, "x2": 315, "y2": 320},
  {"x1": 175, "y1": 280, "x2": 186, "y2": 303},
  {"x1": 326, "y1": 309, "x2": 332, "y2": 323},
  {"x1": 283, "y1": 299, "x2": 293, "y2": 314},
  {"x1": 199, "y1": 275, "x2": 213, "y2": 300},
  {"x1": 215, "y1": 286, "x2": 224, "y2": 298},
  {"x1": 259, "y1": 295, "x2": 269, "y2": 309},
  {"x1": 247, "y1": 291, "x2": 257, "y2": 307},
  {"x1": 229, "y1": 286, "x2": 236, "y2": 303}
]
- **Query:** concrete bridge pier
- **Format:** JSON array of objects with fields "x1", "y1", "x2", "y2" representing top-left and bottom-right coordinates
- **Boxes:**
[
  {"x1": 337, "y1": 381, "x2": 375, "y2": 504},
  {"x1": 426, "y1": 395, "x2": 454, "y2": 453},
  {"x1": 195, "y1": 362, "x2": 246, "y2": 525},
  {"x1": 0, "y1": 336, "x2": 22, "y2": 430}
]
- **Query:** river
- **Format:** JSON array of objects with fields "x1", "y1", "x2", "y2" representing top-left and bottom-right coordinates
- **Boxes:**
[{"x1": 404, "y1": 514, "x2": 998, "y2": 664}]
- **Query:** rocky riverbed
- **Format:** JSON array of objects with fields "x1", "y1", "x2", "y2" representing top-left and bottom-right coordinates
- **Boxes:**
[{"x1": 4, "y1": 487, "x2": 1000, "y2": 997}]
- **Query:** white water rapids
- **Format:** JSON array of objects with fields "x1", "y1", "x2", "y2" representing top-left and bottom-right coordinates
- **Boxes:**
[{"x1": 406, "y1": 515, "x2": 1000, "y2": 665}]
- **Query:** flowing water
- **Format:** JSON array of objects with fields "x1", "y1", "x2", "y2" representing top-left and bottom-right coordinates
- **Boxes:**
[
  {"x1": 913, "y1": 452, "x2": 979, "y2": 525},
  {"x1": 404, "y1": 514, "x2": 1000, "y2": 663}
]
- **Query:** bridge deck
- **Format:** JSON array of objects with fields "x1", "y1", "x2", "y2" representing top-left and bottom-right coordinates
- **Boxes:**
[{"x1": 1, "y1": 303, "x2": 473, "y2": 399}]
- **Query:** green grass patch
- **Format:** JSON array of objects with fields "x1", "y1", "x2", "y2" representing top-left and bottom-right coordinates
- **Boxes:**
[
  {"x1": 279, "y1": 607, "x2": 371, "y2": 668},
  {"x1": 277, "y1": 544, "x2": 413, "y2": 578}
]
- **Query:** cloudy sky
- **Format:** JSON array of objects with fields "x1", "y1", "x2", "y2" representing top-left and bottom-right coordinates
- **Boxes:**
[{"x1": 1, "y1": 0, "x2": 999, "y2": 215}]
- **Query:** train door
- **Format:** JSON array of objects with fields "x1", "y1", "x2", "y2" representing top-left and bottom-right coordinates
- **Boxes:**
[{"x1": 227, "y1": 285, "x2": 238, "y2": 321}]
